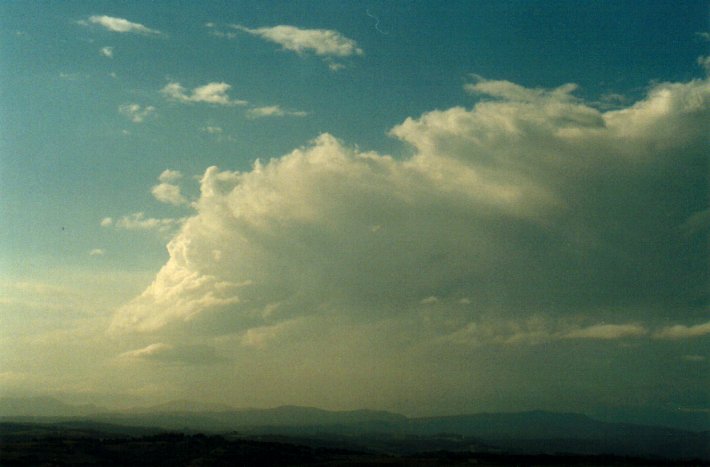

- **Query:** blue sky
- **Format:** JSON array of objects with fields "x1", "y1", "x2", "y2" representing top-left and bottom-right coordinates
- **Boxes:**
[{"x1": 0, "y1": 1, "x2": 708, "y2": 421}]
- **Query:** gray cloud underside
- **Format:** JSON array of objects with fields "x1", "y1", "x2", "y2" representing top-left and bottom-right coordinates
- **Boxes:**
[{"x1": 111, "y1": 78, "x2": 709, "y2": 351}]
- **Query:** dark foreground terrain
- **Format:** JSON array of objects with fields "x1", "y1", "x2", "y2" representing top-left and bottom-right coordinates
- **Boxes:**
[{"x1": 1, "y1": 422, "x2": 707, "y2": 466}]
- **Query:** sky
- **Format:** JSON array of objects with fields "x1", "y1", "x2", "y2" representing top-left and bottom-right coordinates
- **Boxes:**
[{"x1": 0, "y1": 1, "x2": 708, "y2": 422}]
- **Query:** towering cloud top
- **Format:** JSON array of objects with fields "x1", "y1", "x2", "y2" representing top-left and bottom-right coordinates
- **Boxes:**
[{"x1": 111, "y1": 78, "x2": 709, "y2": 346}]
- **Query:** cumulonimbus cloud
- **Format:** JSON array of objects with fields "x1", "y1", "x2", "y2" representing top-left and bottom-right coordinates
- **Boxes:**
[{"x1": 111, "y1": 77, "x2": 709, "y2": 349}]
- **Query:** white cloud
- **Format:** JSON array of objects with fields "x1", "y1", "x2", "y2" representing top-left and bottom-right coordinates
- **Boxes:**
[
  {"x1": 325, "y1": 60, "x2": 346, "y2": 72},
  {"x1": 89, "y1": 248, "x2": 106, "y2": 257},
  {"x1": 151, "y1": 170, "x2": 187, "y2": 206},
  {"x1": 151, "y1": 183, "x2": 187, "y2": 206},
  {"x1": 87, "y1": 15, "x2": 161, "y2": 35},
  {"x1": 201, "y1": 126, "x2": 223, "y2": 134},
  {"x1": 111, "y1": 77, "x2": 709, "y2": 345},
  {"x1": 562, "y1": 323, "x2": 647, "y2": 340},
  {"x1": 114, "y1": 212, "x2": 184, "y2": 233},
  {"x1": 232, "y1": 24, "x2": 363, "y2": 57},
  {"x1": 118, "y1": 103, "x2": 156, "y2": 123},
  {"x1": 464, "y1": 76, "x2": 579, "y2": 102},
  {"x1": 654, "y1": 320, "x2": 710, "y2": 340},
  {"x1": 118, "y1": 343, "x2": 224, "y2": 365},
  {"x1": 59, "y1": 72, "x2": 83, "y2": 81},
  {"x1": 246, "y1": 105, "x2": 308, "y2": 119},
  {"x1": 205, "y1": 22, "x2": 237, "y2": 39},
  {"x1": 158, "y1": 169, "x2": 182, "y2": 183},
  {"x1": 240, "y1": 321, "x2": 296, "y2": 349},
  {"x1": 443, "y1": 319, "x2": 648, "y2": 346},
  {"x1": 100, "y1": 46, "x2": 113, "y2": 58},
  {"x1": 100, "y1": 217, "x2": 113, "y2": 227},
  {"x1": 120, "y1": 343, "x2": 173, "y2": 359},
  {"x1": 440, "y1": 316, "x2": 553, "y2": 346},
  {"x1": 161, "y1": 82, "x2": 247, "y2": 106}
]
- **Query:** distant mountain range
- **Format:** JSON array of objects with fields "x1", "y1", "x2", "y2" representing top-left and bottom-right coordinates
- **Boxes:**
[
  {"x1": 0, "y1": 396, "x2": 106, "y2": 418},
  {"x1": 1, "y1": 396, "x2": 707, "y2": 460}
]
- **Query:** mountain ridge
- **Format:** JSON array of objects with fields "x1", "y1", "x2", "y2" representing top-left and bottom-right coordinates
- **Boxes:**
[{"x1": 1, "y1": 396, "x2": 707, "y2": 460}]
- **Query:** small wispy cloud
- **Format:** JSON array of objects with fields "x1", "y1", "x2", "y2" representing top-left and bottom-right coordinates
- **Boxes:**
[
  {"x1": 325, "y1": 60, "x2": 346, "y2": 72},
  {"x1": 84, "y1": 15, "x2": 161, "y2": 35},
  {"x1": 246, "y1": 105, "x2": 308, "y2": 119},
  {"x1": 119, "y1": 343, "x2": 173, "y2": 359},
  {"x1": 118, "y1": 343, "x2": 225, "y2": 365},
  {"x1": 161, "y1": 82, "x2": 247, "y2": 106},
  {"x1": 205, "y1": 22, "x2": 236, "y2": 39},
  {"x1": 200, "y1": 125, "x2": 236, "y2": 142},
  {"x1": 201, "y1": 126, "x2": 223, "y2": 134},
  {"x1": 233, "y1": 24, "x2": 363, "y2": 57},
  {"x1": 106, "y1": 212, "x2": 185, "y2": 233},
  {"x1": 118, "y1": 103, "x2": 156, "y2": 123},
  {"x1": 151, "y1": 169, "x2": 188, "y2": 206},
  {"x1": 654, "y1": 320, "x2": 710, "y2": 340},
  {"x1": 158, "y1": 169, "x2": 182, "y2": 183},
  {"x1": 89, "y1": 248, "x2": 106, "y2": 257},
  {"x1": 232, "y1": 24, "x2": 362, "y2": 70},
  {"x1": 59, "y1": 72, "x2": 84, "y2": 81},
  {"x1": 152, "y1": 184, "x2": 187, "y2": 206},
  {"x1": 562, "y1": 323, "x2": 647, "y2": 340},
  {"x1": 446, "y1": 320, "x2": 651, "y2": 347}
]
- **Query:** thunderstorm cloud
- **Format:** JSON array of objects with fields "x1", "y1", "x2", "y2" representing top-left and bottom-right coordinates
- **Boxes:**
[{"x1": 111, "y1": 77, "x2": 708, "y2": 348}]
